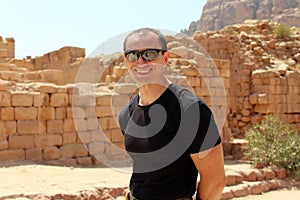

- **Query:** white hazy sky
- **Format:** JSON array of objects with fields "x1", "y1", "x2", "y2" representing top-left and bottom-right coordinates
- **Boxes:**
[{"x1": 0, "y1": 0, "x2": 205, "y2": 59}]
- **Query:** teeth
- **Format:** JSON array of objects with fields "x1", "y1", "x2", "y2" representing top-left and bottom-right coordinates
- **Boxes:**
[{"x1": 136, "y1": 69, "x2": 150, "y2": 74}]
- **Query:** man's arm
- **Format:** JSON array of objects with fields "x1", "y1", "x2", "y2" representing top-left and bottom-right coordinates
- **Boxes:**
[{"x1": 190, "y1": 143, "x2": 226, "y2": 200}]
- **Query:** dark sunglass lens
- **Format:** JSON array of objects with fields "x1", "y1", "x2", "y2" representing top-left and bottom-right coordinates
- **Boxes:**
[
  {"x1": 127, "y1": 52, "x2": 139, "y2": 62},
  {"x1": 142, "y1": 50, "x2": 159, "y2": 61}
]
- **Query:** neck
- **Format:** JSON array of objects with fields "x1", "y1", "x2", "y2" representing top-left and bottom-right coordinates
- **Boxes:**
[{"x1": 138, "y1": 78, "x2": 170, "y2": 106}]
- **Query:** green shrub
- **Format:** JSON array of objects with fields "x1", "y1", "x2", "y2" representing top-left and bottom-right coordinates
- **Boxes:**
[
  {"x1": 243, "y1": 115, "x2": 300, "y2": 179},
  {"x1": 273, "y1": 24, "x2": 292, "y2": 39}
]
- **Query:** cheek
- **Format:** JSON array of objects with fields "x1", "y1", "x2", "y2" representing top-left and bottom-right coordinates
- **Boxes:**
[{"x1": 127, "y1": 64, "x2": 136, "y2": 73}]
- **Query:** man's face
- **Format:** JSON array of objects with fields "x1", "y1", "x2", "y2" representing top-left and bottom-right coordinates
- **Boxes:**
[{"x1": 123, "y1": 32, "x2": 169, "y2": 87}]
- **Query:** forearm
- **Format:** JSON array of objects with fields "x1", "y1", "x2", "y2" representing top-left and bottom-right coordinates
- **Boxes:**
[{"x1": 196, "y1": 177, "x2": 226, "y2": 200}]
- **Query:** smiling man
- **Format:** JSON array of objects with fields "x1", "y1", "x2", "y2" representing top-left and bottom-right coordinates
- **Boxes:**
[{"x1": 118, "y1": 28, "x2": 226, "y2": 200}]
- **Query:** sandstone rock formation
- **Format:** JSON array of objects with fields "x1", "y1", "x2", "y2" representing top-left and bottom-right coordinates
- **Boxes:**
[{"x1": 183, "y1": 0, "x2": 300, "y2": 35}]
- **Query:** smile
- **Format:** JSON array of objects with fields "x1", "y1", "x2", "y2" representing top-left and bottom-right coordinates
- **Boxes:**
[{"x1": 134, "y1": 68, "x2": 152, "y2": 75}]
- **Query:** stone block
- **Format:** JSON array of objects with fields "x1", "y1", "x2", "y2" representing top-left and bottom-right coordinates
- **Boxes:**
[
  {"x1": 87, "y1": 118, "x2": 99, "y2": 130},
  {"x1": 231, "y1": 183, "x2": 251, "y2": 197},
  {"x1": 95, "y1": 106, "x2": 113, "y2": 118},
  {"x1": 98, "y1": 117, "x2": 119, "y2": 130},
  {"x1": 187, "y1": 76, "x2": 201, "y2": 87},
  {"x1": 12, "y1": 93, "x2": 33, "y2": 106},
  {"x1": 73, "y1": 118, "x2": 87, "y2": 132},
  {"x1": 56, "y1": 86, "x2": 67, "y2": 93},
  {"x1": 50, "y1": 93, "x2": 68, "y2": 107},
  {"x1": 105, "y1": 142, "x2": 126, "y2": 159},
  {"x1": 257, "y1": 93, "x2": 268, "y2": 104},
  {"x1": 111, "y1": 94, "x2": 130, "y2": 106},
  {"x1": 91, "y1": 130, "x2": 109, "y2": 142},
  {"x1": 0, "y1": 80, "x2": 9, "y2": 91},
  {"x1": 56, "y1": 157, "x2": 77, "y2": 166},
  {"x1": 225, "y1": 170, "x2": 243, "y2": 186},
  {"x1": 88, "y1": 142, "x2": 106, "y2": 156},
  {"x1": 114, "y1": 83, "x2": 137, "y2": 95},
  {"x1": 0, "y1": 71, "x2": 19, "y2": 81},
  {"x1": 273, "y1": 167, "x2": 287, "y2": 179},
  {"x1": 77, "y1": 131, "x2": 91, "y2": 144},
  {"x1": 60, "y1": 144, "x2": 88, "y2": 158},
  {"x1": 0, "y1": 48, "x2": 8, "y2": 58},
  {"x1": 261, "y1": 168, "x2": 276, "y2": 180},
  {"x1": 241, "y1": 169, "x2": 257, "y2": 181},
  {"x1": 26, "y1": 148, "x2": 42, "y2": 161},
  {"x1": 221, "y1": 187, "x2": 234, "y2": 200},
  {"x1": 77, "y1": 157, "x2": 92, "y2": 166},
  {"x1": 47, "y1": 120, "x2": 63, "y2": 134},
  {"x1": 17, "y1": 120, "x2": 46, "y2": 134},
  {"x1": 22, "y1": 71, "x2": 40, "y2": 81},
  {"x1": 1, "y1": 107, "x2": 14, "y2": 120},
  {"x1": 62, "y1": 132, "x2": 77, "y2": 145},
  {"x1": 9, "y1": 135, "x2": 34, "y2": 149},
  {"x1": 111, "y1": 128, "x2": 123, "y2": 143},
  {"x1": 34, "y1": 93, "x2": 49, "y2": 106},
  {"x1": 254, "y1": 104, "x2": 274, "y2": 114},
  {"x1": 267, "y1": 179, "x2": 288, "y2": 190},
  {"x1": 0, "y1": 121, "x2": 16, "y2": 135},
  {"x1": 247, "y1": 182, "x2": 263, "y2": 195},
  {"x1": 39, "y1": 85, "x2": 57, "y2": 93},
  {"x1": 66, "y1": 107, "x2": 74, "y2": 119},
  {"x1": 0, "y1": 136, "x2": 8, "y2": 150},
  {"x1": 39, "y1": 70, "x2": 64, "y2": 85},
  {"x1": 34, "y1": 134, "x2": 62, "y2": 147},
  {"x1": 38, "y1": 107, "x2": 55, "y2": 120},
  {"x1": 70, "y1": 107, "x2": 85, "y2": 119},
  {"x1": 42, "y1": 146, "x2": 61, "y2": 160},
  {"x1": 220, "y1": 67, "x2": 230, "y2": 78},
  {"x1": 0, "y1": 92, "x2": 11, "y2": 106},
  {"x1": 83, "y1": 106, "x2": 97, "y2": 118},
  {"x1": 96, "y1": 94, "x2": 112, "y2": 106},
  {"x1": 63, "y1": 119, "x2": 76, "y2": 132},
  {"x1": 210, "y1": 77, "x2": 224, "y2": 88},
  {"x1": 0, "y1": 149, "x2": 25, "y2": 161},
  {"x1": 55, "y1": 107, "x2": 66, "y2": 119},
  {"x1": 72, "y1": 95, "x2": 95, "y2": 107},
  {"x1": 15, "y1": 107, "x2": 37, "y2": 120},
  {"x1": 194, "y1": 86, "x2": 209, "y2": 97}
]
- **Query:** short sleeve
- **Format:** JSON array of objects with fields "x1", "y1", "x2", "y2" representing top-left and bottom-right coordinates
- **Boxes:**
[{"x1": 186, "y1": 102, "x2": 221, "y2": 154}]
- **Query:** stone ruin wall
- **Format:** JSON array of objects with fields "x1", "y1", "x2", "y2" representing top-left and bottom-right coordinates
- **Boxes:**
[
  {"x1": 0, "y1": 20, "x2": 299, "y2": 165},
  {"x1": 193, "y1": 20, "x2": 300, "y2": 156}
]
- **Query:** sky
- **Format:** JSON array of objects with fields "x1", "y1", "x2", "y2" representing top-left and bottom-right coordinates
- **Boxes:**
[{"x1": 0, "y1": 0, "x2": 205, "y2": 59}]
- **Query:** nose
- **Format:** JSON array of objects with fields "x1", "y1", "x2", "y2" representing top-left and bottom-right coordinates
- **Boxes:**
[{"x1": 136, "y1": 54, "x2": 147, "y2": 65}]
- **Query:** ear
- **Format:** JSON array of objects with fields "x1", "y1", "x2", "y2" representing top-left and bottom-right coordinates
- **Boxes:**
[{"x1": 163, "y1": 51, "x2": 170, "y2": 64}]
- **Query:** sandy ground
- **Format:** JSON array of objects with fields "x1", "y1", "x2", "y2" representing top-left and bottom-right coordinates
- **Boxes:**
[
  {"x1": 0, "y1": 162, "x2": 131, "y2": 197},
  {"x1": 0, "y1": 161, "x2": 299, "y2": 199}
]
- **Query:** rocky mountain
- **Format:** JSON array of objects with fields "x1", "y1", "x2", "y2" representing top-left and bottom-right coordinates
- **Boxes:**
[{"x1": 182, "y1": 0, "x2": 300, "y2": 35}]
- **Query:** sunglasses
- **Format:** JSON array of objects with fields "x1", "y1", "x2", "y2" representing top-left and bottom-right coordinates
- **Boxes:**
[{"x1": 124, "y1": 48, "x2": 167, "y2": 62}]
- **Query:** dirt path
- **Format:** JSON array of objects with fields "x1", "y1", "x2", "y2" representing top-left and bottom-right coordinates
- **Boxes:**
[{"x1": 234, "y1": 187, "x2": 300, "y2": 199}]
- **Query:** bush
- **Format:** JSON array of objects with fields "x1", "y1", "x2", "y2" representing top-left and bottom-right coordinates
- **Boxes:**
[
  {"x1": 243, "y1": 115, "x2": 300, "y2": 179},
  {"x1": 273, "y1": 24, "x2": 292, "y2": 39}
]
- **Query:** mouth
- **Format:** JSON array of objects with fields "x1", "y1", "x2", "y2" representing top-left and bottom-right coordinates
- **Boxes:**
[{"x1": 134, "y1": 67, "x2": 153, "y2": 75}]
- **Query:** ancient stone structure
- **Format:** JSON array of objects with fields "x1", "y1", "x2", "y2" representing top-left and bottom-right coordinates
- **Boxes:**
[
  {"x1": 183, "y1": 0, "x2": 300, "y2": 35},
  {"x1": 0, "y1": 20, "x2": 299, "y2": 165}
]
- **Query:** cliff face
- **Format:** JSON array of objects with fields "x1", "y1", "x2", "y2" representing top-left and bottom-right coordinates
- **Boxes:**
[{"x1": 183, "y1": 0, "x2": 300, "y2": 35}]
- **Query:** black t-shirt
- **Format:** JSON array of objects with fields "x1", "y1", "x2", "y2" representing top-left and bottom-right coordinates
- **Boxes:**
[{"x1": 118, "y1": 83, "x2": 221, "y2": 200}]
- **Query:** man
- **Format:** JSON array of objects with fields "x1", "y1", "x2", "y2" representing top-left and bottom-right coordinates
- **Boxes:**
[{"x1": 118, "y1": 28, "x2": 226, "y2": 200}]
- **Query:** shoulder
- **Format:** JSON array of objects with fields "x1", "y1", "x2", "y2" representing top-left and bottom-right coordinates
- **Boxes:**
[{"x1": 169, "y1": 84, "x2": 206, "y2": 111}]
